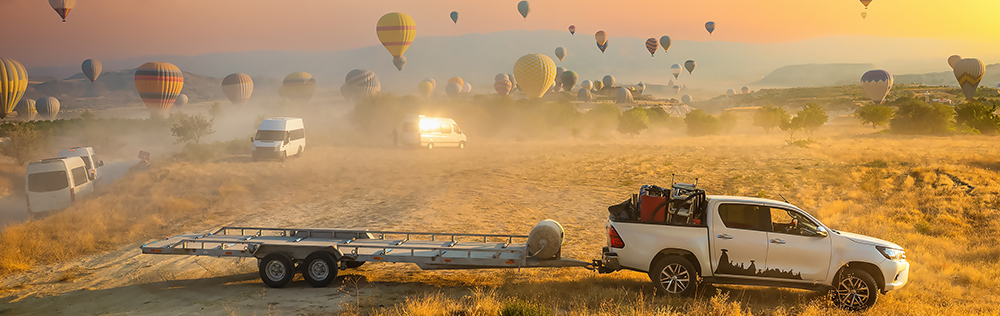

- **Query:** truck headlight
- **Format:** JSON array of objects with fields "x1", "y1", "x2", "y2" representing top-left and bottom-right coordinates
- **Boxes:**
[{"x1": 877, "y1": 246, "x2": 906, "y2": 261}]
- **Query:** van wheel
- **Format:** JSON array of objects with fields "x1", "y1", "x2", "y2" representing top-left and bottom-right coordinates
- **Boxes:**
[
  {"x1": 427, "y1": 142, "x2": 435, "y2": 150},
  {"x1": 458, "y1": 141, "x2": 466, "y2": 150},
  {"x1": 832, "y1": 268, "x2": 879, "y2": 311},
  {"x1": 301, "y1": 252, "x2": 338, "y2": 288},
  {"x1": 258, "y1": 253, "x2": 295, "y2": 288},
  {"x1": 650, "y1": 255, "x2": 698, "y2": 296},
  {"x1": 280, "y1": 151, "x2": 287, "y2": 162},
  {"x1": 298, "y1": 146, "x2": 304, "y2": 156}
]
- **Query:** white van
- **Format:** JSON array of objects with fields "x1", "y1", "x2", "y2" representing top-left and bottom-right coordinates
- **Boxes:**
[
  {"x1": 58, "y1": 147, "x2": 104, "y2": 182},
  {"x1": 252, "y1": 117, "x2": 305, "y2": 161},
  {"x1": 401, "y1": 115, "x2": 467, "y2": 149},
  {"x1": 25, "y1": 157, "x2": 95, "y2": 215}
]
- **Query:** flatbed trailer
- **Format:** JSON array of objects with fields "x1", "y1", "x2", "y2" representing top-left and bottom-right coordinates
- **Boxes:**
[{"x1": 140, "y1": 226, "x2": 590, "y2": 288}]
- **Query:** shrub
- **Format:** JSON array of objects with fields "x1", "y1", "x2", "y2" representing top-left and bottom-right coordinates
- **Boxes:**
[
  {"x1": 617, "y1": 107, "x2": 648, "y2": 136},
  {"x1": 583, "y1": 103, "x2": 621, "y2": 137},
  {"x1": 0, "y1": 122, "x2": 46, "y2": 165},
  {"x1": 718, "y1": 110, "x2": 737, "y2": 134},
  {"x1": 798, "y1": 103, "x2": 829, "y2": 134},
  {"x1": 684, "y1": 109, "x2": 720, "y2": 136},
  {"x1": 753, "y1": 105, "x2": 789, "y2": 134},
  {"x1": 955, "y1": 99, "x2": 1000, "y2": 135},
  {"x1": 888, "y1": 97, "x2": 955, "y2": 135},
  {"x1": 170, "y1": 113, "x2": 216, "y2": 144},
  {"x1": 501, "y1": 300, "x2": 553, "y2": 316},
  {"x1": 854, "y1": 105, "x2": 894, "y2": 129}
]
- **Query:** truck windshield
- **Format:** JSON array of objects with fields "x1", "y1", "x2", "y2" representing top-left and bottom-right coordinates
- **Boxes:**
[
  {"x1": 255, "y1": 130, "x2": 286, "y2": 141},
  {"x1": 28, "y1": 171, "x2": 69, "y2": 192}
]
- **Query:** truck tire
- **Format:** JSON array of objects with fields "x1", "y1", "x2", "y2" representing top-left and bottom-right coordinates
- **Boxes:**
[
  {"x1": 343, "y1": 261, "x2": 365, "y2": 269},
  {"x1": 301, "y1": 251, "x2": 338, "y2": 288},
  {"x1": 650, "y1": 255, "x2": 698, "y2": 296},
  {"x1": 832, "y1": 268, "x2": 879, "y2": 311},
  {"x1": 259, "y1": 253, "x2": 295, "y2": 288}
]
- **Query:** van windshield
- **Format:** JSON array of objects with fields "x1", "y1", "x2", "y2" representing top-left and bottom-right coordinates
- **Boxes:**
[
  {"x1": 255, "y1": 130, "x2": 286, "y2": 141},
  {"x1": 28, "y1": 171, "x2": 69, "y2": 192}
]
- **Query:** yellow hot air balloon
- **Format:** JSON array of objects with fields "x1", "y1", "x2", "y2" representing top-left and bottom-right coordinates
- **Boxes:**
[
  {"x1": 283, "y1": 72, "x2": 316, "y2": 104},
  {"x1": 513, "y1": 53, "x2": 557, "y2": 99},
  {"x1": 134, "y1": 62, "x2": 183, "y2": 117},
  {"x1": 377, "y1": 13, "x2": 416, "y2": 60},
  {"x1": 0, "y1": 58, "x2": 28, "y2": 120},
  {"x1": 418, "y1": 81, "x2": 434, "y2": 98}
]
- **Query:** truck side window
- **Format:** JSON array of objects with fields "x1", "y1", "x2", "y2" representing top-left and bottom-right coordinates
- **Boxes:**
[
  {"x1": 718, "y1": 204, "x2": 768, "y2": 231},
  {"x1": 769, "y1": 208, "x2": 823, "y2": 236}
]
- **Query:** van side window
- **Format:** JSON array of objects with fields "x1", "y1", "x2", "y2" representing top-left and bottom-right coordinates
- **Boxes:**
[
  {"x1": 402, "y1": 122, "x2": 418, "y2": 133},
  {"x1": 289, "y1": 129, "x2": 305, "y2": 140},
  {"x1": 71, "y1": 167, "x2": 89, "y2": 186},
  {"x1": 717, "y1": 204, "x2": 769, "y2": 231},
  {"x1": 438, "y1": 124, "x2": 452, "y2": 133},
  {"x1": 453, "y1": 124, "x2": 462, "y2": 134},
  {"x1": 28, "y1": 171, "x2": 69, "y2": 192},
  {"x1": 82, "y1": 157, "x2": 92, "y2": 170}
]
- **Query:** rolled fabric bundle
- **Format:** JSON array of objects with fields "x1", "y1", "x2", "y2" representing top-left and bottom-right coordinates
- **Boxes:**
[{"x1": 527, "y1": 219, "x2": 564, "y2": 259}]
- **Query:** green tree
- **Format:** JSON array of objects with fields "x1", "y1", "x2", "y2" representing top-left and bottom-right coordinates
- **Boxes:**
[
  {"x1": 798, "y1": 103, "x2": 829, "y2": 134},
  {"x1": 617, "y1": 107, "x2": 649, "y2": 136},
  {"x1": 583, "y1": 103, "x2": 621, "y2": 137},
  {"x1": 0, "y1": 122, "x2": 45, "y2": 165},
  {"x1": 781, "y1": 114, "x2": 806, "y2": 140},
  {"x1": 854, "y1": 105, "x2": 894, "y2": 129},
  {"x1": 170, "y1": 114, "x2": 216, "y2": 144},
  {"x1": 753, "y1": 105, "x2": 789, "y2": 134},
  {"x1": 718, "y1": 111, "x2": 737, "y2": 134},
  {"x1": 955, "y1": 99, "x2": 1000, "y2": 134},
  {"x1": 684, "y1": 109, "x2": 720, "y2": 136},
  {"x1": 888, "y1": 97, "x2": 955, "y2": 135}
]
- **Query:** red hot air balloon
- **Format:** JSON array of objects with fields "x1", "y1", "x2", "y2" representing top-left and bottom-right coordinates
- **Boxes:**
[{"x1": 568, "y1": 25, "x2": 575, "y2": 36}]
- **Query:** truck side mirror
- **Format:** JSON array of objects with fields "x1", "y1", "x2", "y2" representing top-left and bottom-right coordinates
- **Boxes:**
[
  {"x1": 811, "y1": 227, "x2": 829, "y2": 237},
  {"x1": 250, "y1": 137, "x2": 255, "y2": 142},
  {"x1": 98, "y1": 161, "x2": 104, "y2": 167}
]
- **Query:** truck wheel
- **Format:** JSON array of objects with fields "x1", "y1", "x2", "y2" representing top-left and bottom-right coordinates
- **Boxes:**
[
  {"x1": 258, "y1": 253, "x2": 295, "y2": 288},
  {"x1": 832, "y1": 268, "x2": 879, "y2": 311},
  {"x1": 301, "y1": 252, "x2": 338, "y2": 288},
  {"x1": 650, "y1": 255, "x2": 698, "y2": 296},
  {"x1": 458, "y1": 141, "x2": 466, "y2": 150},
  {"x1": 343, "y1": 261, "x2": 365, "y2": 269}
]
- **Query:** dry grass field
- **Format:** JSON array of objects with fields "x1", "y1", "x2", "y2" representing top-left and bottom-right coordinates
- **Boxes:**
[{"x1": 1, "y1": 118, "x2": 999, "y2": 315}]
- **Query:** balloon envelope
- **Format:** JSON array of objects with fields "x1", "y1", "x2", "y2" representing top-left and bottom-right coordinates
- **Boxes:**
[
  {"x1": 616, "y1": 88, "x2": 634, "y2": 104},
  {"x1": 645, "y1": 38, "x2": 659, "y2": 57},
  {"x1": 344, "y1": 69, "x2": 381, "y2": 100},
  {"x1": 593, "y1": 81, "x2": 604, "y2": 91},
  {"x1": 450, "y1": 11, "x2": 458, "y2": 24},
  {"x1": 512, "y1": 53, "x2": 557, "y2": 99},
  {"x1": 508, "y1": 74, "x2": 517, "y2": 91},
  {"x1": 861, "y1": 69, "x2": 893, "y2": 104},
  {"x1": 595, "y1": 31, "x2": 608, "y2": 53},
  {"x1": 49, "y1": 0, "x2": 75, "y2": 22},
  {"x1": 659, "y1": 36, "x2": 672, "y2": 52},
  {"x1": 418, "y1": 81, "x2": 434, "y2": 98},
  {"x1": 577, "y1": 88, "x2": 592, "y2": 101},
  {"x1": 82, "y1": 59, "x2": 102, "y2": 83},
  {"x1": 568, "y1": 25, "x2": 575, "y2": 35},
  {"x1": 684, "y1": 60, "x2": 697, "y2": 74},
  {"x1": 705, "y1": 21, "x2": 716, "y2": 34},
  {"x1": 222, "y1": 73, "x2": 253, "y2": 105},
  {"x1": 495, "y1": 73, "x2": 509, "y2": 82},
  {"x1": 671, "y1": 64, "x2": 682, "y2": 79},
  {"x1": 554, "y1": 47, "x2": 566, "y2": 61},
  {"x1": 174, "y1": 94, "x2": 188, "y2": 107},
  {"x1": 445, "y1": 82, "x2": 462, "y2": 96},
  {"x1": 282, "y1": 72, "x2": 316, "y2": 103},
  {"x1": 462, "y1": 82, "x2": 472, "y2": 94},
  {"x1": 681, "y1": 95, "x2": 692, "y2": 104},
  {"x1": 15, "y1": 98, "x2": 36, "y2": 121},
  {"x1": 36, "y1": 96, "x2": 60, "y2": 120},
  {"x1": 602, "y1": 75, "x2": 615, "y2": 88},
  {"x1": 376, "y1": 13, "x2": 416, "y2": 59},
  {"x1": 860, "y1": 0, "x2": 872, "y2": 8},
  {"x1": 861, "y1": 12, "x2": 867, "y2": 19},
  {"x1": 495, "y1": 79, "x2": 512, "y2": 95},
  {"x1": 517, "y1": 1, "x2": 530, "y2": 18},
  {"x1": 393, "y1": 56, "x2": 407, "y2": 71},
  {"x1": 134, "y1": 62, "x2": 184, "y2": 116},
  {"x1": 0, "y1": 58, "x2": 28, "y2": 120},
  {"x1": 954, "y1": 58, "x2": 985, "y2": 100},
  {"x1": 424, "y1": 78, "x2": 437, "y2": 89},
  {"x1": 636, "y1": 82, "x2": 646, "y2": 94},
  {"x1": 561, "y1": 71, "x2": 578, "y2": 92},
  {"x1": 448, "y1": 77, "x2": 464, "y2": 87},
  {"x1": 947, "y1": 55, "x2": 961, "y2": 69},
  {"x1": 741, "y1": 86, "x2": 750, "y2": 94},
  {"x1": 580, "y1": 80, "x2": 594, "y2": 90}
]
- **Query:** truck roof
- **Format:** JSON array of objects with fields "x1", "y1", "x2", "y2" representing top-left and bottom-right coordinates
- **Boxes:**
[{"x1": 706, "y1": 195, "x2": 801, "y2": 210}]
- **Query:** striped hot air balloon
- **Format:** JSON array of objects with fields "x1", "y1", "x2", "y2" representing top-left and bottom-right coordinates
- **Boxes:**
[
  {"x1": 495, "y1": 74, "x2": 509, "y2": 82},
  {"x1": 82, "y1": 59, "x2": 101, "y2": 83},
  {"x1": 645, "y1": 38, "x2": 659, "y2": 57},
  {"x1": 568, "y1": 25, "x2": 575, "y2": 36},
  {"x1": 344, "y1": 69, "x2": 381, "y2": 101},
  {"x1": 0, "y1": 58, "x2": 28, "y2": 120},
  {"x1": 595, "y1": 31, "x2": 609, "y2": 54},
  {"x1": 15, "y1": 98, "x2": 36, "y2": 121},
  {"x1": 495, "y1": 79, "x2": 512, "y2": 95},
  {"x1": 36, "y1": 96, "x2": 60, "y2": 120},
  {"x1": 593, "y1": 80, "x2": 604, "y2": 91},
  {"x1": 377, "y1": 13, "x2": 416, "y2": 70},
  {"x1": 861, "y1": 70, "x2": 893, "y2": 104},
  {"x1": 671, "y1": 64, "x2": 682, "y2": 79},
  {"x1": 222, "y1": 73, "x2": 253, "y2": 106},
  {"x1": 513, "y1": 53, "x2": 557, "y2": 99},
  {"x1": 282, "y1": 72, "x2": 316, "y2": 104},
  {"x1": 954, "y1": 58, "x2": 985, "y2": 101},
  {"x1": 49, "y1": 0, "x2": 75, "y2": 22},
  {"x1": 134, "y1": 62, "x2": 183, "y2": 117}
]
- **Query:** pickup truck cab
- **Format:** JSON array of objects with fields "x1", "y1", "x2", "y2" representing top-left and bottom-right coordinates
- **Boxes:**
[{"x1": 598, "y1": 186, "x2": 909, "y2": 311}]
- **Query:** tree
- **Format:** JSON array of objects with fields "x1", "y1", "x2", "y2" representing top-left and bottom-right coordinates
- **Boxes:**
[
  {"x1": 617, "y1": 107, "x2": 649, "y2": 135},
  {"x1": 780, "y1": 114, "x2": 806, "y2": 140},
  {"x1": 0, "y1": 122, "x2": 44, "y2": 165},
  {"x1": 854, "y1": 105, "x2": 894, "y2": 129},
  {"x1": 888, "y1": 97, "x2": 955, "y2": 135},
  {"x1": 955, "y1": 99, "x2": 1000, "y2": 134},
  {"x1": 718, "y1": 111, "x2": 737, "y2": 134},
  {"x1": 208, "y1": 101, "x2": 223, "y2": 117},
  {"x1": 753, "y1": 105, "x2": 789, "y2": 134},
  {"x1": 170, "y1": 114, "x2": 216, "y2": 144},
  {"x1": 684, "y1": 109, "x2": 720, "y2": 136},
  {"x1": 798, "y1": 103, "x2": 829, "y2": 134},
  {"x1": 80, "y1": 110, "x2": 96, "y2": 120}
]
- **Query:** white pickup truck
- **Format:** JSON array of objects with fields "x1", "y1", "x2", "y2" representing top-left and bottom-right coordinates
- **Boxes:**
[{"x1": 595, "y1": 184, "x2": 909, "y2": 311}]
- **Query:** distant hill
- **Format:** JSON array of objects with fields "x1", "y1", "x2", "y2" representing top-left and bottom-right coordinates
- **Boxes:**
[{"x1": 752, "y1": 64, "x2": 874, "y2": 87}]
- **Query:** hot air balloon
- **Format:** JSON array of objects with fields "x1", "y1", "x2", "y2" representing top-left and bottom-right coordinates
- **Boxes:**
[
  {"x1": 861, "y1": 12, "x2": 867, "y2": 19},
  {"x1": 450, "y1": 11, "x2": 459, "y2": 24},
  {"x1": 684, "y1": 60, "x2": 697, "y2": 74},
  {"x1": 553, "y1": 67, "x2": 567, "y2": 91},
  {"x1": 49, "y1": 0, "x2": 75, "y2": 22},
  {"x1": 595, "y1": 31, "x2": 609, "y2": 54},
  {"x1": 593, "y1": 81, "x2": 604, "y2": 91},
  {"x1": 578, "y1": 88, "x2": 592, "y2": 101},
  {"x1": 495, "y1": 74, "x2": 509, "y2": 82},
  {"x1": 671, "y1": 64, "x2": 681, "y2": 79},
  {"x1": 681, "y1": 95, "x2": 692, "y2": 104},
  {"x1": 175, "y1": 94, "x2": 188, "y2": 108},
  {"x1": 616, "y1": 88, "x2": 634, "y2": 104},
  {"x1": 860, "y1": 70, "x2": 893, "y2": 104},
  {"x1": 392, "y1": 56, "x2": 407, "y2": 72},
  {"x1": 555, "y1": 47, "x2": 566, "y2": 62},
  {"x1": 508, "y1": 74, "x2": 518, "y2": 91},
  {"x1": 495, "y1": 79, "x2": 512, "y2": 95},
  {"x1": 860, "y1": 0, "x2": 872, "y2": 9},
  {"x1": 344, "y1": 69, "x2": 381, "y2": 100},
  {"x1": 954, "y1": 58, "x2": 985, "y2": 101},
  {"x1": 568, "y1": 25, "x2": 576, "y2": 36},
  {"x1": 517, "y1": 1, "x2": 530, "y2": 19},
  {"x1": 672, "y1": 85, "x2": 681, "y2": 94},
  {"x1": 726, "y1": 89, "x2": 735, "y2": 95},
  {"x1": 947, "y1": 55, "x2": 962, "y2": 69},
  {"x1": 741, "y1": 86, "x2": 750, "y2": 94},
  {"x1": 561, "y1": 71, "x2": 578, "y2": 92},
  {"x1": 645, "y1": 38, "x2": 659, "y2": 57},
  {"x1": 705, "y1": 22, "x2": 716, "y2": 34},
  {"x1": 418, "y1": 80, "x2": 434, "y2": 98},
  {"x1": 580, "y1": 80, "x2": 593, "y2": 91},
  {"x1": 660, "y1": 36, "x2": 672, "y2": 53},
  {"x1": 221, "y1": 73, "x2": 253, "y2": 106},
  {"x1": 424, "y1": 78, "x2": 437, "y2": 89},
  {"x1": 462, "y1": 82, "x2": 472, "y2": 94},
  {"x1": 282, "y1": 72, "x2": 316, "y2": 104},
  {"x1": 377, "y1": 13, "x2": 416, "y2": 70},
  {"x1": 636, "y1": 82, "x2": 646, "y2": 94},
  {"x1": 448, "y1": 77, "x2": 464, "y2": 87},
  {"x1": 602, "y1": 75, "x2": 615, "y2": 88},
  {"x1": 15, "y1": 99, "x2": 36, "y2": 121},
  {"x1": 134, "y1": 62, "x2": 183, "y2": 116},
  {"x1": 0, "y1": 58, "x2": 28, "y2": 120},
  {"x1": 36, "y1": 97, "x2": 60, "y2": 120},
  {"x1": 445, "y1": 82, "x2": 462, "y2": 96},
  {"x1": 512, "y1": 53, "x2": 557, "y2": 99},
  {"x1": 82, "y1": 59, "x2": 101, "y2": 83}
]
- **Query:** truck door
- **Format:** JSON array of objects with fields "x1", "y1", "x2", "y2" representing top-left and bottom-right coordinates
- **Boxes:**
[
  {"x1": 710, "y1": 203, "x2": 770, "y2": 278},
  {"x1": 764, "y1": 207, "x2": 832, "y2": 282}
]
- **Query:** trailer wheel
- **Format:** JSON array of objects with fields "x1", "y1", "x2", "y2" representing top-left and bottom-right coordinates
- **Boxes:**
[
  {"x1": 343, "y1": 261, "x2": 365, "y2": 269},
  {"x1": 650, "y1": 255, "x2": 698, "y2": 296},
  {"x1": 259, "y1": 253, "x2": 295, "y2": 288},
  {"x1": 301, "y1": 252, "x2": 338, "y2": 288}
]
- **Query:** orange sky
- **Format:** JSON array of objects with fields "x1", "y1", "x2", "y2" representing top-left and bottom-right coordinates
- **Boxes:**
[{"x1": 2, "y1": 0, "x2": 999, "y2": 67}]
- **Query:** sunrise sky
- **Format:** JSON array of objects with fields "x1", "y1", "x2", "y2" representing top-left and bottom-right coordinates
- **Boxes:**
[{"x1": 2, "y1": 0, "x2": 999, "y2": 68}]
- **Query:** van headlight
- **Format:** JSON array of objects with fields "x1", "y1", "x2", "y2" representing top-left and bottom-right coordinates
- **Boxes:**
[{"x1": 877, "y1": 246, "x2": 906, "y2": 261}]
